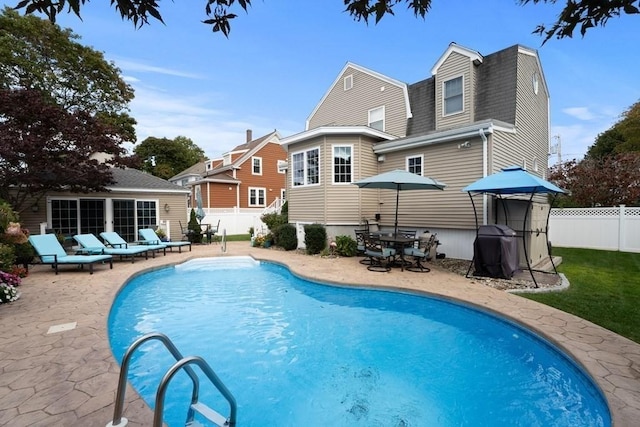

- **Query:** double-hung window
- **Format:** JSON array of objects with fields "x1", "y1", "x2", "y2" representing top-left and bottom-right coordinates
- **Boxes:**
[
  {"x1": 252, "y1": 156, "x2": 262, "y2": 175},
  {"x1": 333, "y1": 145, "x2": 352, "y2": 184},
  {"x1": 444, "y1": 76, "x2": 463, "y2": 115},
  {"x1": 407, "y1": 155, "x2": 423, "y2": 176},
  {"x1": 292, "y1": 148, "x2": 320, "y2": 187},
  {"x1": 248, "y1": 187, "x2": 266, "y2": 207},
  {"x1": 368, "y1": 106, "x2": 385, "y2": 131}
]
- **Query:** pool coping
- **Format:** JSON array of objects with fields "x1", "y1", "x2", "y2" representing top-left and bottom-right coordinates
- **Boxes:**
[{"x1": 0, "y1": 242, "x2": 638, "y2": 426}]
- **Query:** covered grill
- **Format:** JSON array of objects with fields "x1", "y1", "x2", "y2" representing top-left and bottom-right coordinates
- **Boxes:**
[{"x1": 473, "y1": 224, "x2": 518, "y2": 279}]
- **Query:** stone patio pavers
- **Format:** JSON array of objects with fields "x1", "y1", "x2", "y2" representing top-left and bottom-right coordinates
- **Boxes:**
[{"x1": 0, "y1": 242, "x2": 639, "y2": 426}]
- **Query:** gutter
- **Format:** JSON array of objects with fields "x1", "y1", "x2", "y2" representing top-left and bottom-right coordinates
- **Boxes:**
[
  {"x1": 479, "y1": 128, "x2": 489, "y2": 225},
  {"x1": 373, "y1": 120, "x2": 512, "y2": 154}
]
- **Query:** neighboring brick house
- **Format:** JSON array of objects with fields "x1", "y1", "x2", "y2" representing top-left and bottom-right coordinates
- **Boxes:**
[
  {"x1": 280, "y1": 43, "x2": 551, "y2": 261},
  {"x1": 171, "y1": 130, "x2": 287, "y2": 212}
]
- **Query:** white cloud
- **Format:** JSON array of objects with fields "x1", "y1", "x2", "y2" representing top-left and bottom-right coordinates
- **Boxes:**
[
  {"x1": 113, "y1": 58, "x2": 205, "y2": 80},
  {"x1": 562, "y1": 107, "x2": 596, "y2": 121},
  {"x1": 126, "y1": 84, "x2": 281, "y2": 159}
]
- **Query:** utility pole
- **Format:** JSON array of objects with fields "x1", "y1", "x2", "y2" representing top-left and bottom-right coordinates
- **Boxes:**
[{"x1": 550, "y1": 135, "x2": 561, "y2": 166}]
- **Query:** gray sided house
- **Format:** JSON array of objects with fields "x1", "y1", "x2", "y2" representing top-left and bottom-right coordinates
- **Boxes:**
[
  {"x1": 280, "y1": 43, "x2": 551, "y2": 263},
  {"x1": 21, "y1": 167, "x2": 190, "y2": 243}
]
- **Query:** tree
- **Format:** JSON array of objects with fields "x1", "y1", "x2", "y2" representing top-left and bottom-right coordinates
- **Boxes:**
[
  {"x1": 549, "y1": 153, "x2": 640, "y2": 207},
  {"x1": 133, "y1": 136, "x2": 206, "y2": 179},
  {"x1": 586, "y1": 100, "x2": 640, "y2": 159},
  {"x1": 11, "y1": 0, "x2": 638, "y2": 41},
  {"x1": 0, "y1": 88, "x2": 127, "y2": 212},
  {"x1": 0, "y1": 7, "x2": 136, "y2": 140}
]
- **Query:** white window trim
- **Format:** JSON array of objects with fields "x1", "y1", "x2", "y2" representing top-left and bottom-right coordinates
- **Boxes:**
[
  {"x1": 291, "y1": 147, "x2": 321, "y2": 187},
  {"x1": 251, "y1": 156, "x2": 262, "y2": 176},
  {"x1": 248, "y1": 187, "x2": 266, "y2": 207},
  {"x1": 344, "y1": 74, "x2": 353, "y2": 91},
  {"x1": 533, "y1": 157, "x2": 539, "y2": 172},
  {"x1": 442, "y1": 75, "x2": 464, "y2": 117},
  {"x1": 406, "y1": 154, "x2": 424, "y2": 176},
  {"x1": 368, "y1": 105, "x2": 385, "y2": 131},
  {"x1": 332, "y1": 144, "x2": 353, "y2": 185},
  {"x1": 277, "y1": 160, "x2": 287, "y2": 174},
  {"x1": 280, "y1": 189, "x2": 286, "y2": 201}
]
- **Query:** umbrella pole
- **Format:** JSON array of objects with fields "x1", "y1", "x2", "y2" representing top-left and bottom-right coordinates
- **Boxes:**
[{"x1": 394, "y1": 187, "x2": 400, "y2": 236}]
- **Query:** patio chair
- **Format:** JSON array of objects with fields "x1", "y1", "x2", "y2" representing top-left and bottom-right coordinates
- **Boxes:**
[
  {"x1": 354, "y1": 229, "x2": 370, "y2": 265},
  {"x1": 404, "y1": 233, "x2": 437, "y2": 273},
  {"x1": 100, "y1": 231, "x2": 167, "y2": 258},
  {"x1": 73, "y1": 233, "x2": 149, "y2": 263},
  {"x1": 179, "y1": 220, "x2": 191, "y2": 241},
  {"x1": 203, "y1": 219, "x2": 220, "y2": 244},
  {"x1": 28, "y1": 234, "x2": 113, "y2": 275},
  {"x1": 139, "y1": 228, "x2": 191, "y2": 252},
  {"x1": 363, "y1": 233, "x2": 396, "y2": 272}
]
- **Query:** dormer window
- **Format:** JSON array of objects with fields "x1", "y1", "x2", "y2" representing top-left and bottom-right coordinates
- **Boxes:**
[
  {"x1": 368, "y1": 106, "x2": 385, "y2": 131},
  {"x1": 344, "y1": 74, "x2": 353, "y2": 91},
  {"x1": 443, "y1": 76, "x2": 463, "y2": 115},
  {"x1": 206, "y1": 161, "x2": 212, "y2": 170},
  {"x1": 223, "y1": 154, "x2": 231, "y2": 165}
]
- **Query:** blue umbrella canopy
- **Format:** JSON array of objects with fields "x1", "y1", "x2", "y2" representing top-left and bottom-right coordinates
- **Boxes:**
[
  {"x1": 354, "y1": 169, "x2": 446, "y2": 234},
  {"x1": 462, "y1": 166, "x2": 565, "y2": 195}
]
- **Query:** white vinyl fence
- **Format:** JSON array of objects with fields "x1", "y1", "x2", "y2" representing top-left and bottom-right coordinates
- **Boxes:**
[
  {"x1": 198, "y1": 207, "x2": 270, "y2": 236},
  {"x1": 549, "y1": 205, "x2": 640, "y2": 253}
]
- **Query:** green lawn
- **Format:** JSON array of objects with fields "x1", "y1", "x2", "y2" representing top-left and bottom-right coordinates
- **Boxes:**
[{"x1": 519, "y1": 247, "x2": 640, "y2": 344}]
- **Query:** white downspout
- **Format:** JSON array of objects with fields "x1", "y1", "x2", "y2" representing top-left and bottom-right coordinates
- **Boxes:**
[{"x1": 479, "y1": 128, "x2": 489, "y2": 225}]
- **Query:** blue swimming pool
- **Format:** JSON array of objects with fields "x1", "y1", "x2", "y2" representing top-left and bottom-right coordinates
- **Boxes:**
[{"x1": 108, "y1": 257, "x2": 610, "y2": 426}]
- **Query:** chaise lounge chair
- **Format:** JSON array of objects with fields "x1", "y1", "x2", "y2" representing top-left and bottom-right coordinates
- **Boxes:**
[
  {"x1": 138, "y1": 228, "x2": 192, "y2": 252},
  {"x1": 28, "y1": 234, "x2": 113, "y2": 275},
  {"x1": 73, "y1": 233, "x2": 150, "y2": 263},
  {"x1": 100, "y1": 231, "x2": 167, "y2": 257}
]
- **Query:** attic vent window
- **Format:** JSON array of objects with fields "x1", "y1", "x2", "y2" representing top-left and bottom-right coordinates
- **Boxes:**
[{"x1": 344, "y1": 74, "x2": 353, "y2": 91}]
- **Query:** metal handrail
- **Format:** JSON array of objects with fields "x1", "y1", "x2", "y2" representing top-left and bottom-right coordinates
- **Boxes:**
[
  {"x1": 154, "y1": 356, "x2": 237, "y2": 427},
  {"x1": 109, "y1": 332, "x2": 200, "y2": 426}
]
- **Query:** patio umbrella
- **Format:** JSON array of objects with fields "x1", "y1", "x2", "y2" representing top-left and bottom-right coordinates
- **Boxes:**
[
  {"x1": 354, "y1": 169, "x2": 446, "y2": 235},
  {"x1": 194, "y1": 186, "x2": 205, "y2": 223}
]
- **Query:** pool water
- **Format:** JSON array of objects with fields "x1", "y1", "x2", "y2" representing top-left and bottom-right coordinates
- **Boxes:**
[{"x1": 108, "y1": 257, "x2": 610, "y2": 426}]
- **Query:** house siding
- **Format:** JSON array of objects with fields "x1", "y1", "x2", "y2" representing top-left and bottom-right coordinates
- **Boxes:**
[
  {"x1": 435, "y1": 52, "x2": 474, "y2": 130},
  {"x1": 236, "y1": 142, "x2": 287, "y2": 208},
  {"x1": 308, "y1": 66, "x2": 408, "y2": 137},
  {"x1": 492, "y1": 50, "x2": 549, "y2": 179},
  {"x1": 475, "y1": 46, "x2": 518, "y2": 124},
  {"x1": 378, "y1": 138, "x2": 483, "y2": 230},
  {"x1": 288, "y1": 135, "x2": 386, "y2": 225}
]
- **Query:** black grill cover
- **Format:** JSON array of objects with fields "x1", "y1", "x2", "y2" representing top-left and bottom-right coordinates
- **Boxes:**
[{"x1": 473, "y1": 225, "x2": 518, "y2": 279}]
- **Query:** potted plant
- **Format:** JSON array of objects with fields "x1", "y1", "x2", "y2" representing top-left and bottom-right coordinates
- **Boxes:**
[
  {"x1": 263, "y1": 233, "x2": 273, "y2": 248},
  {"x1": 155, "y1": 228, "x2": 169, "y2": 242}
]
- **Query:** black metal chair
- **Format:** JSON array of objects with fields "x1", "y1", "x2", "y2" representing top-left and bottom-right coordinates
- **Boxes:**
[
  {"x1": 354, "y1": 229, "x2": 370, "y2": 264},
  {"x1": 404, "y1": 233, "x2": 437, "y2": 273},
  {"x1": 364, "y1": 233, "x2": 396, "y2": 272}
]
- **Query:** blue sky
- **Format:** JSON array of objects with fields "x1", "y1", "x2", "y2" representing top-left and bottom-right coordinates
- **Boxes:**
[{"x1": 7, "y1": 1, "x2": 639, "y2": 163}]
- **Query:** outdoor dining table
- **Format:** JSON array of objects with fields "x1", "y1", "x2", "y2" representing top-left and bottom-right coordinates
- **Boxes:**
[{"x1": 377, "y1": 234, "x2": 419, "y2": 271}]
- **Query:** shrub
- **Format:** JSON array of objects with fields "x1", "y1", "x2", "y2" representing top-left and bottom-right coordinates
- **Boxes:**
[
  {"x1": 261, "y1": 212, "x2": 287, "y2": 231},
  {"x1": 0, "y1": 243, "x2": 16, "y2": 273},
  {"x1": 335, "y1": 235, "x2": 357, "y2": 257},
  {"x1": 187, "y1": 209, "x2": 203, "y2": 244},
  {"x1": 276, "y1": 223, "x2": 298, "y2": 251},
  {"x1": 304, "y1": 224, "x2": 327, "y2": 255}
]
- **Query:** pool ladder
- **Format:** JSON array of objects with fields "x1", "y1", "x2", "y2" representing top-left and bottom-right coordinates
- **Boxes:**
[{"x1": 106, "y1": 332, "x2": 237, "y2": 427}]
